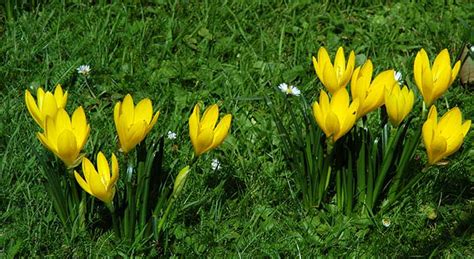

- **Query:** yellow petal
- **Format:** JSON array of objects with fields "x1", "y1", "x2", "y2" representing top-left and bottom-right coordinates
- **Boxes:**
[
  {"x1": 74, "y1": 170, "x2": 93, "y2": 195},
  {"x1": 312, "y1": 56, "x2": 324, "y2": 84},
  {"x1": 72, "y1": 106, "x2": 89, "y2": 149},
  {"x1": 97, "y1": 152, "x2": 110, "y2": 185},
  {"x1": 57, "y1": 130, "x2": 79, "y2": 166},
  {"x1": 438, "y1": 107, "x2": 462, "y2": 134},
  {"x1": 325, "y1": 110, "x2": 340, "y2": 139},
  {"x1": 334, "y1": 47, "x2": 346, "y2": 80},
  {"x1": 41, "y1": 92, "x2": 59, "y2": 120},
  {"x1": 121, "y1": 94, "x2": 135, "y2": 128},
  {"x1": 37, "y1": 132, "x2": 56, "y2": 154},
  {"x1": 89, "y1": 165, "x2": 111, "y2": 203},
  {"x1": 421, "y1": 66, "x2": 434, "y2": 106},
  {"x1": 414, "y1": 49, "x2": 429, "y2": 95},
  {"x1": 195, "y1": 128, "x2": 214, "y2": 155},
  {"x1": 200, "y1": 104, "x2": 219, "y2": 131},
  {"x1": 336, "y1": 98, "x2": 359, "y2": 141},
  {"x1": 110, "y1": 153, "x2": 119, "y2": 187},
  {"x1": 189, "y1": 104, "x2": 200, "y2": 150},
  {"x1": 211, "y1": 114, "x2": 232, "y2": 150},
  {"x1": 82, "y1": 157, "x2": 96, "y2": 184},
  {"x1": 54, "y1": 84, "x2": 67, "y2": 108},
  {"x1": 330, "y1": 88, "x2": 350, "y2": 119},
  {"x1": 312, "y1": 102, "x2": 326, "y2": 133},
  {"x1": 429, "y1": 134, "x2": 447, "y2": 164},
  {"x1": 55, "y1": 109, "x2": 72, "y2": 133},
  {"x1": 145, "y1": 111, "x2": 160, "y2": 135},
  {"x1": 134, "y1": 98, "x2": 153, "y2": 125},
  {"x1": 461, "y1": 120, "x2": 471, "y2": 137},
  {"x1": 25, "y1": 90, "x2": 43, "y2": 127},
  {"x1": 340, "y1": 50, "x2": 356, "y2": 88},
  {"x1": 450, "y1": 60, "x2": 461, "y2": 85},
  {"x1": 323, "y1": 62, "x2": 339, "y2": 93}
]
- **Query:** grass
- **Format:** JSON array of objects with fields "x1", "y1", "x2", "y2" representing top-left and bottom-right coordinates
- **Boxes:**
[{"x1": 0, "y1": 0, "x2": 473, "y2": 257}]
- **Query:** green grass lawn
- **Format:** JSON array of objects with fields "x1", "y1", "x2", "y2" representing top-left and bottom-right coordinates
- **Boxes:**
[{"x1": 1, "y1": 0, "x2": 473, "y2": 257}]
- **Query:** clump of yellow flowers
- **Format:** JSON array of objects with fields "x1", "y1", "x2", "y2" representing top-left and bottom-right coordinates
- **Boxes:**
[{"x1": 25, "y1": 83, "x2": 233, "y2": 241}]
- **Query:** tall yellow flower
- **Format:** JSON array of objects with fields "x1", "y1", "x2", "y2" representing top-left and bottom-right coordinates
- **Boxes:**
[
  {"x1": 312, "y1": 88, "x2": 359, "y2": 142},
  {"x1": 422, "y1": 106, "x2": 471, "y2": 164},
  {"x1": 312, "y1": 46, "x2": 355, "y2": 94},
  {"x1": 74, "y1": 152, "x2": 119, "y2": 204},
  {"x1": 114, "y1": 94, "x2": 160, "y2": 153},
  {"x1": 189, "y1": 104, "x2": 232, "y2": 156},
  {"x1": 414, "y1": 48, "x2": 461, "y2": 107},
  {"x1": 350, "y1": 60, "x2": 396, "y2": 119},
  {"x1": 25, "y1": 84, "x2": 68, "y2": 129},
  {"x1": 384, "y1": 84, "x2": 415, "y2": 127},
  {"x1": 37, "y1": 107, "x2": 90, "y2": 167}
]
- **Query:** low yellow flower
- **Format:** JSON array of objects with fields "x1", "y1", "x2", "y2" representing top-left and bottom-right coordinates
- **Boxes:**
[
  {"x1": 114, "y1": 94, "x2": 160, "y2": 153},
  {"x1": 312, "y1": 46, "x2": 355, "y2": 94},
  {"x1": 25, "y1": 84, "x2": 68, "y2": 129},
  {"x1": 312, "y1": 89, "x2": 359, "y2": 142},
  {"x1": 189, "y1": 104, "x2": 232, "y2": 156},
  {"x1": 422, "y1": 106, "x2": 471, "y2": 164},
  {"x1": 384, "y1": 84, "x2": 415, "y2": 127},
  {"x1": 351, "y1": 60, "x2": 396, "y2": 119},
  {"x1": 74, "y1": 152, "x2": 119, "y2": 204},
  {"x1": 414, "y1": 48, "x2": 461, "y2": 106},
  {"x1": 37, "y1": 107, "x2": 90, "y2": 167}
]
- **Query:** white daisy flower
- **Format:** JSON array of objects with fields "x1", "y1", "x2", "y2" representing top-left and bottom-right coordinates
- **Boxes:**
[
  {"x1": 394, "y1": 71, "x2": 403, "y2": 85},
  {"x1": 382, "y1": 217, "x2": 391, "y2": 227},
  {"x1": 167, "y1": 131, "x2": 177, "y2": 140},
  {"x1": 278, "y1": 83, "x2": 301, "y2": 96},
  {"x1": 211, "y1": 159, "x2": 221, "y2": 170},
  {"x1": 77, "y1": 65, "x2": 91, "y2": 76}
]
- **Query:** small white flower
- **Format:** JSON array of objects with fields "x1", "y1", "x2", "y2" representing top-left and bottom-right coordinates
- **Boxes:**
[
  {"x1": 278, "y1": 83, "x2": 301, "y2": 96},
  {"x1": 77, "y1": 65, "x2": 91, "y2": 76},
  {"x1": 167, "y1": 131, "x2": 177, "y2": 140},
  {"x1": 211, "y1": 159, "x2": 221, "y2": 170},
  {"x1": 470, "y1": 45, "x2": 474, "y2": 53},
  {"x1": 394, "y1": 71, "x2": 403, "y2": 85},
  {"x1": 382, "y1": 217, "x2": 391, "y2": 227}
]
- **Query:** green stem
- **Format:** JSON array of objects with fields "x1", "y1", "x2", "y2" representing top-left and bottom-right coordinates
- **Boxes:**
[
  {"x1": 155, "y1": 197, "x2": 176, "y2": 240},
  {"x1": 107, "y1": 202, "x2": 121, "y2": 238}
]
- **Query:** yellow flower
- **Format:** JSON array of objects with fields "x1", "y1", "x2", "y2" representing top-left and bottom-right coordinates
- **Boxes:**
[
  {"x1": 414, "y1": 48, "x2": 461, "y2": 106},
  {"x1": 25, "y1": 84, "x2": 68, "y2": 129},
  {"x1": 74, "y1": 152, "x2": 119, "y2": 204},
  {"x1": 312, "y1": 46, "x2": 355, "y2": 94},
  {"x1": 422, "y1": 106, "x2": 471, "y2": 164},
  {"x1": 312, "y1": 89, "x2": 359, "y2": 142},
  {"x1": 114, "y1": 94, "x2": 160, "y2": 153},
  {"x1": 189, "y1": 104, "x2": 232, "y2": 156},
  {"x1": 384, "y1": 84, "x2": 415, "y2": 127},
  {"x1": 37, "y1": 107, "x2": 90, "y2": 167},
  {"x1": 351, "y1": 60, "x2": 396, "y2": 119}
]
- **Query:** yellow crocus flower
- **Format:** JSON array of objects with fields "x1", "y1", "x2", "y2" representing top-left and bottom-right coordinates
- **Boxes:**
[
  {"x1": 74, "y1": 152, "x2": 119, "y2": 204},
  {"x1": 189, "y1": 104, "x2": 232, "y2": 156},
  {"x1": 312, "y1": 88, "x2": 359, "y2": 142},
  {"x1": 351, "y1": 60, "x2": 396, "y2": 119},
  {"x1": 37, "y1": 107, "x2": 90, "y2": 167},
  {"x1": 312, "y1": 46, "x2": 355, "y2": 94},
  {"x1": 114, "y1": 94, "x2": 160, "y2": 153},
  {"x1": 384, "y1": 84, "x2": 415, "y2": 127},
  {"x1": 414, "y1": 48, "x2": 461, "y2": 107},
  {"x1": 422, "y1": 106, "x2": 471, "y2": 165},
  {"x1": 25, "y1": 84, "x2": 68, "y2": 129}
]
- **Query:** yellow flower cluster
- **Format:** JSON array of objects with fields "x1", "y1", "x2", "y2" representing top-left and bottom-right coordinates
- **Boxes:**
[
  {"x1": 312, "y1": 47, "x2": 470, "y2": 163},
  {"x1": 25, "y1": 87, "x2": 232, "y2": 204}
]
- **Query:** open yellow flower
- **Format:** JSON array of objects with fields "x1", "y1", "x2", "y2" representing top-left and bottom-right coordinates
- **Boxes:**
[
  {"x1": 189, "y1": 104, "x2": 232, "y2": 156},
  {"x1": 422, "y1": 106, "x2": 470, "y2": 164},
  {"x1": 414, "y1": 48, "x2": 461, "y2": 107},
  {"x1": 25, "y1": 84, "x2": 68, "y2": 129},
  {"x1": 37, "y1": 107, "x2": 90, "y2": 167},
  {"x1": 74, "y1": 152, "x2": 119, "y2": 204},
  {"x1": 384, "y1": 84, "x2": 415, "y2": 127},
  {"x1": 350, "y1": 60, "x2": 396, "y2": 119},
  {"x1": 312, "y1": 88, "x2": 359, "y2": 142},
  {"x1": 312, "y1": 46, "x2": 355, "y2": 94},
  {"x1": 114, "y1": 94, "x2": 160, "y2": 153}
]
